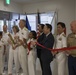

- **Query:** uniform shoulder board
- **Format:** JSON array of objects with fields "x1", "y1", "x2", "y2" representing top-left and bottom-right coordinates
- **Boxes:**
[
  {"x1": 67, "y1": 33, "x2": 74, "y2": 39},
  {"x1": 62, "y1": 34, "x2": 66, "y2": 37},
  {"x1": 7, "y1": 32, "x2": 10, "y2": 35},
  {"x1": 58, "y1": 37, "x2": 62, "y2": 41},
  {"x1": 24, "y1": 27, "x2": 30, "y2": 32},
  {"x1": 24, "y1": 27, "x2": 28, "y2": 31},
  {"x1": 75, "y1": 35, "x2": 76, "y2": 38}
]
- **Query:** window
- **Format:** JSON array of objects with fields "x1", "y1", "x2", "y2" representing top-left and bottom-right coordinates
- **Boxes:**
[
  {"x1": 0, "y1": 12, "x2": 56, "y2": 34},
  {"x1": 27, "y1": 14, "x2": 36, "y2": 31},
  {"x1": 20, "y1": 14, "x2": 26, "y2": 19},
  {"x1": 40, "y1": 13, "x2": 54, "y2": 33},
  {"x1": 27, "y1": 12, "x2": 55, "y2": 33},
  {"x1": 0, "y1": 20, "x2": 4, "y2": 31},
  {"x1": 40, "y1": 13, "x2": 54, "y2": 24},
  {"x1": 0, "y1": 20, "x2": 8, "y2": 31}
]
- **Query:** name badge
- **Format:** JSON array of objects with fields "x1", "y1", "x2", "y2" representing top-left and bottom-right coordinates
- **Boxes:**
[{"x1": 58, "y1": 38, "x2": 62, "y2": 41}]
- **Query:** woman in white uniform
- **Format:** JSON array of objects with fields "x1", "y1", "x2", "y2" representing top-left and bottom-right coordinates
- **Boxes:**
[
  {"x1": 55, "y1": 22, "x2": 68, "y2": 75},
  {"x1": 8, "y1": 26, "x2": 19, "y2": 75},
  {"x1": 27, "y1": 31, "x2": 37, "y2": 75}
]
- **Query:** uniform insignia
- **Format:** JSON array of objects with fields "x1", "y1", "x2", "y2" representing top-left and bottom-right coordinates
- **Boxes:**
[
  {"x1": 75, "y1": 35, "x2": 76, "y2": 39},
  {"x1": 24, "y1": 27, "x2": 28, "y2": 31},
  {"x1": 1, "y1": 41, "x2": 4, "y2": 43},
  {"x1": 70, "y1": 36, "x2": 74, "y2": 38},
  {"x1": 58, "y1": 37, "x2": 62, "y2": 41},
  {"x1": 7, "y1": 32, "x2": 9, "y2": 35},
  {"x1": 62, "y1": 34, "x2": 66, "y2": 37},
  {"x1": 22, "y1": 33, "x2": 24, "y2": 35},
  {"x1": 70, "y1": 35, "x2": 75, "y2": 38}
]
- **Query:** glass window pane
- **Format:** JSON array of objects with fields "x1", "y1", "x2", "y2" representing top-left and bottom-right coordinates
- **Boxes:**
[
  {"x1": 40, "y1": 13, "x2": 55, "y2": 33},
  {"x1": 27, "y1": 14, "x2": 36, "y2": 31},
  {"x1": 0, "y1": 20, "x2": 4, "y2": 31},
  {"x1": 20, "y1": 14, "x2": 26, "y2": 19},
  {"x1": 40, "y1": 13, "x2": 53, "y2": 24}
]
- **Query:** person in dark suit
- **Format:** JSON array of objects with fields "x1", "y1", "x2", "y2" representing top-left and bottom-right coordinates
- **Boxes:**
[
  {"x1": 40, "y1": 24, "x2": 54, "y2": 75},
  {"x1": 36, "y1": 24, "x2": 45, "y2": 73}
]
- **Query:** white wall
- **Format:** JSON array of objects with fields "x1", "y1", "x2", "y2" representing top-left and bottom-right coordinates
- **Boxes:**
[
  {"x1": 0, "y1": 0, "x2": 75, "y2": 35},
  {"x1": 58, "y1": 0, "x2": 75, "y2": 35},
  {"x1": 0, "y1": 0, "x2": 23, "y2": 13},
  {"x1": 75, "y1": 0, "x2": 76, "y2": 20},
  {"x1": 23, "y1": 0, "x2": 75, "y2": 35}
]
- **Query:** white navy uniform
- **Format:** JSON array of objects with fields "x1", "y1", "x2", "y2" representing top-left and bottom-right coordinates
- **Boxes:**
[
  {"x1": 18, "y1": 27, "x2": 29, "y2": 75},
  {"x1": 27, "y1": 38, "x2": 37, "y2": 75},
  {"x1": 0, "y1": 39, "x2": 4, "y2": 74},
  {"x1": 55, "y1": 32, "x2": 68, "y2": 75},
  {"x1": 8, "y1": 33, "x2": 19, "y2": 74},
  {"x1": 2, "y1": 32, "x2": 9, "y2": 69}
]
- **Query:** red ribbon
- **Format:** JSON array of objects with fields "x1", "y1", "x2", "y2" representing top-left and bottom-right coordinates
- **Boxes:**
[
  {"x1": 36, "y1": 42, "x2": 76, "y2": 52},
  {"x1": 27, "y1": 41, "x2": 31, "y2": 55},
  {"x1": 27, "y1": 41, "x2": 31, "y2": 51}
]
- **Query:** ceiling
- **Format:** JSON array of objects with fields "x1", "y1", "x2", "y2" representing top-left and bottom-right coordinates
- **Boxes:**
[{"x1": 12, "y1": 0, "x2": 50, "y2": 4}]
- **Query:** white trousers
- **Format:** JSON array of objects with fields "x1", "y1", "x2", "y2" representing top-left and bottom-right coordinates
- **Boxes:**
[
  {"x1": 51, "y1": 58, "x2": 58, "y2": 75},
  {"x1": 0, "y1": 50, "x2": 4, "y2": 74},
  {"x1": 18, "y1": 46, "x2": 28, "y2": 75},
  {"x1": 28, "y1": 50, "x2": 37, "y2": 75},
  {"x1": 56, "y1": 52, "x2": 68, "y2": 75},
  {"x1": 8, "y1": 47, "x2": 19, "y2": 74},
  {"x1": 3, "y1": 45, "x2": 9, "y2": 69}
]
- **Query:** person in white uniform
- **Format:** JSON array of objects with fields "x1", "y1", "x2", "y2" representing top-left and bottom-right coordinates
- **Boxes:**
[
  {"x1": 27, "y1": 31, "x2": 37, "y2": 75},
  {"x1": 18, "y1": 19, "x2": 29, "y2": 75},
  {"x1": 0, "y1": 32, "x2": 5, "y2": 75},
  {"x1": 2, "y1": 25, "x2": 9, "y2": 70},
  {"x1": 54, "y1": 22, "x2": 68, "y2": 75},
  {"x1": 8, "y1": 25, "x2": 20, "y2": 75}
]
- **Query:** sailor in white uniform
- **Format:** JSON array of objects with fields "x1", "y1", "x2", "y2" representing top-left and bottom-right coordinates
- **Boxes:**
[
  {"x1": 18, "y1": 19, "x2": 29, "y2": 75},
  {"x1": 27, "y1": 31, "x2": 37, "y2": 75},
  {"x1": 8, "y1": 25, "x2": 20, "y2": 75},
  {"x1": 55, "y1": 22, "x2": 68, "y2": 75},
  {"x1": 2, "y1": 25, "x2": 9, "y2": 70}
]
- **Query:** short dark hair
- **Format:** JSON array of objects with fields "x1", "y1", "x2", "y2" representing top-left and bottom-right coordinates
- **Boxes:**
[
  {"x1": 12, "y1": 25, "x2": 19, "y2": 32},
  {"x1": 20, "y1": 19, "x2": 26, "y2": 24},
  {"x1": 3, "y1": 25, "x2": 7, "y2": 27},
  {"x1": 20, "y1": 19, "x2": 28, "y2": 29},
  {"x1": 30, "y1": 31, "x2": 37, "y2": 39},
  {"x1": 45, "y1": 24, "x2": 52, "y2": 31},
  {"x1": 39, "y1": 24, "x2": 44, "y2": 29},
  {"x1": 0, "y1": 31, "x2": 2, "y2": 36},
  {"x1": 57, "y1": 22, "x2": 66, "y2": 28}
]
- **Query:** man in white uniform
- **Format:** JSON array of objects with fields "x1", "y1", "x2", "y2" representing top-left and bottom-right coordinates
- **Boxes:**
[
  {"x1": 55, "y1": 22, "x2": 68, "y2": 75},
  {"x1": 2, "y1": 25, "x2": 9, "y2": 71},
  {"x1": 18, "y1": 19, "x2": 29, "y2": 75}
]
